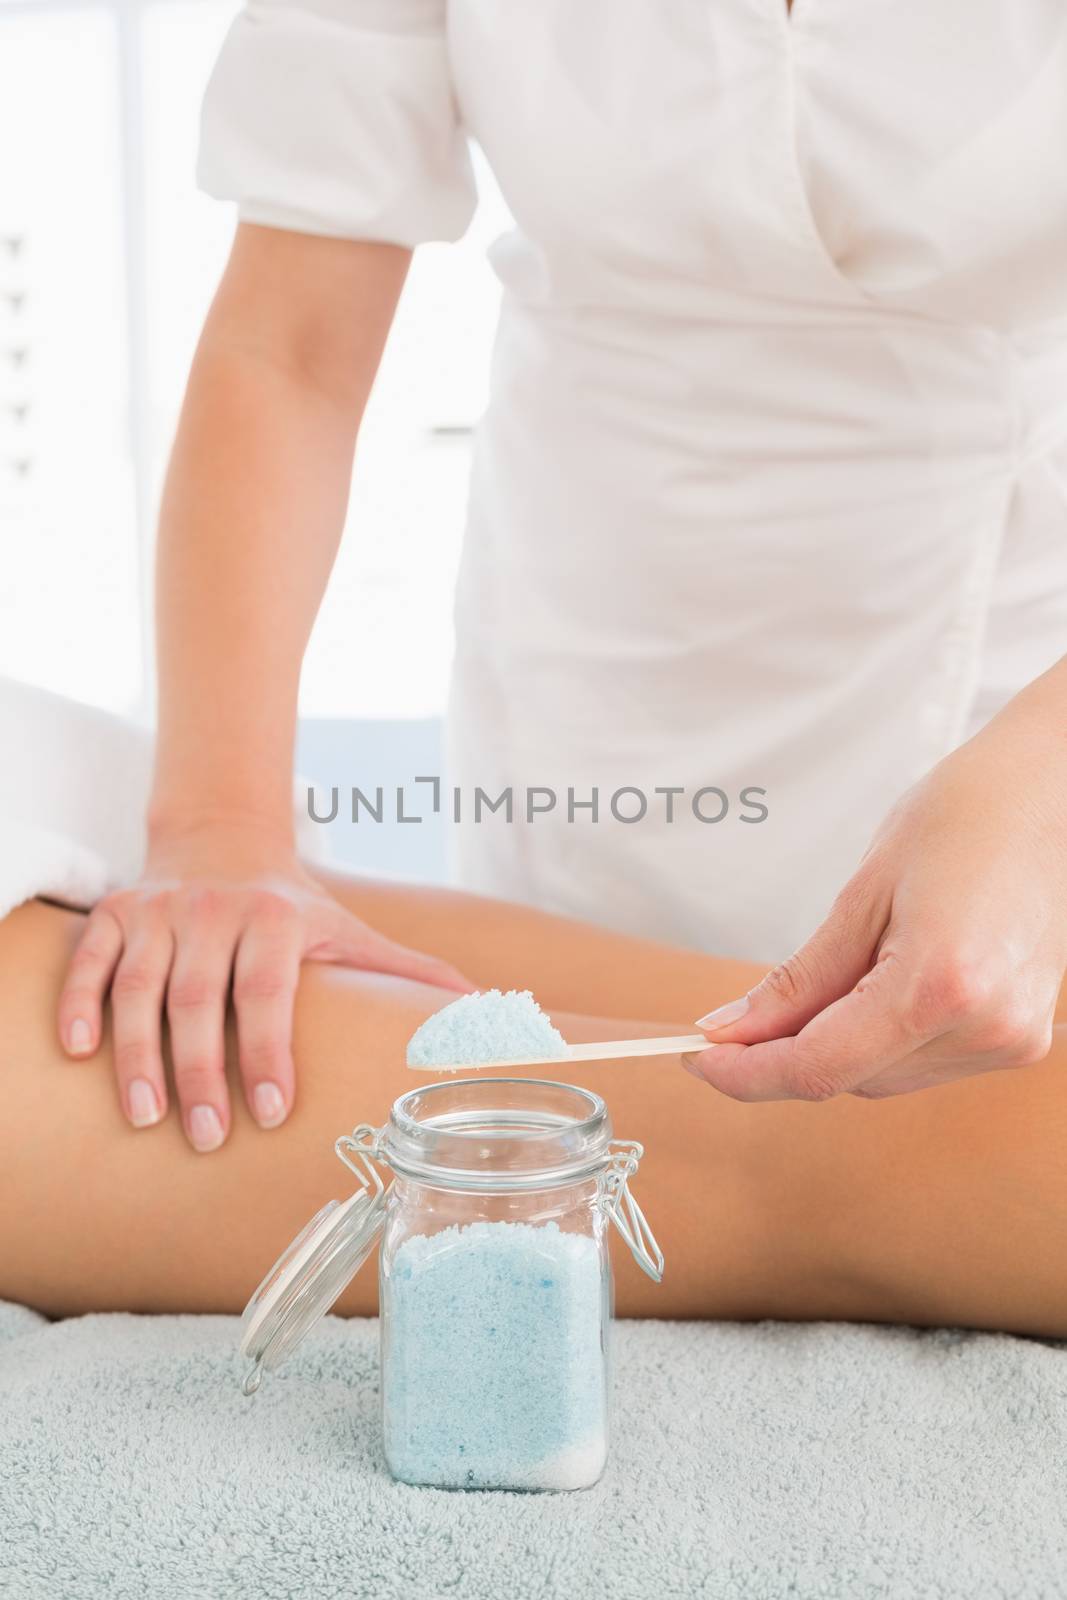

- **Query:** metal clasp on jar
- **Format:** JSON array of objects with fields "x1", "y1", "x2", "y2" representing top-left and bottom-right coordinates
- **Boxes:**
[
  {"x1": 334, "y1": 1123, "x2": 387, "y2": 1192},
  {"x1": 599, "y1": 1140, "x2": 664, "y2": 1282}
]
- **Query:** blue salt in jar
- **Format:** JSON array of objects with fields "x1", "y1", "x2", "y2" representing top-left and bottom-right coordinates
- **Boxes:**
[{"x1": 239, "y1": 1078, "x2": 663, "y2": 1491}]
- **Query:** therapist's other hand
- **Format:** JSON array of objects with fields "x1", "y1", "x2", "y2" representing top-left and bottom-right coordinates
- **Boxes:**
[
  {"x1": 686, "y1": 693, "x2": 1067, "y2": 1101},
  {"x1": 57, "y1": 827, "x2": 472, "y2": 1150}
]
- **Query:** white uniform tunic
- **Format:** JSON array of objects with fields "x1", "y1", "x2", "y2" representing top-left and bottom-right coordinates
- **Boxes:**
[{"x1": 199, "y1": 0, "x2": 1067, "y2": 962}]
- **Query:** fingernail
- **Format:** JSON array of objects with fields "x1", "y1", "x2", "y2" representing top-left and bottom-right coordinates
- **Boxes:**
[
  {"x1": 252, "y1": 1081, "x2": 287, "y2": 1129},
  {"x1": 187, "y1": 1104, "x2": 225, "y2": 1153},
  {"x1": 68, "y1": 1018, "x2": 93, "y2": 1055},
  {"x1": 127, "y1": 1078, "x2": 162, "y2": 1129},
  {"x1": 681, "y1": 1054, "x2": 706, "y2": 1080},
  {"x1": 696, "y1": 997, "x2": 749, "y2": 1031}
]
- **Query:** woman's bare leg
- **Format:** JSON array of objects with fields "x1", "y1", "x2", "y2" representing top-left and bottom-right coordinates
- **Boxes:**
[
  {"x1": 0, "y1": 898, "x2": 752, "y2": 1322},
  {"x1": 317, "y1": 869, "x2": 760, "y2": 1026},
  {"x1": 3, "y1": 889, "x2": 1067, "y2": 1336},
  {"x1": 325, "y1": 870, "x2": 1067, "y2": 1335}
]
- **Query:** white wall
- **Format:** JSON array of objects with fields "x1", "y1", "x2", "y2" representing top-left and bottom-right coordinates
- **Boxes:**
[{"x1": 0, "y1": 0, "x2": 510, "y2": 724}]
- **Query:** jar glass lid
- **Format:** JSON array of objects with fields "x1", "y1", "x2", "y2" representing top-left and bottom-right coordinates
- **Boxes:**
[{"x1": 239, "y1": 1142, "x2": 387, "y2": 1394}]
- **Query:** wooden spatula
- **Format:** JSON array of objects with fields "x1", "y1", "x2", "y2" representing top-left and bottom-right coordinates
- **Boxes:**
[{"x1": 406, "y1": 1033, "x2": 710, "y2": 1074}]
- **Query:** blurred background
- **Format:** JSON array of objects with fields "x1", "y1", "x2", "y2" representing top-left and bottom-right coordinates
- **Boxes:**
[{"x1": 0, "y1": 0, "x2": 512, "y2": 878}]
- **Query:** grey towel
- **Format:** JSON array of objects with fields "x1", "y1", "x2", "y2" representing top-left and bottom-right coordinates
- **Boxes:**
[{"x1": 2, "y1": 1299, "x2": 1065, "y2": 1599}]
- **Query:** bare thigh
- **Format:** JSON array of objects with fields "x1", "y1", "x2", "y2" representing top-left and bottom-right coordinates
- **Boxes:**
[
  {"x1": 0, "y1": 899, "x2": 751, "y2": 1321},
  {"x1": 315, "y1": 868, "x2": 762, "y2": 1026},
  {"x1": 4, "y1": 890, "x2": 1067, "y2": 1336}
]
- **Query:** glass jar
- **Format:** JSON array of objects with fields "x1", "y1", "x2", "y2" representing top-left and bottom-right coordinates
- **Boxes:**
[{"x1": 239, "y1": 1077, "x2": 662, "y2": 1492}]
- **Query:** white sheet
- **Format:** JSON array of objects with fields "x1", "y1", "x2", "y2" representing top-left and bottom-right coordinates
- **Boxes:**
[{"x1": 0, "y1": 675, "x2": 322, "y2": 920}]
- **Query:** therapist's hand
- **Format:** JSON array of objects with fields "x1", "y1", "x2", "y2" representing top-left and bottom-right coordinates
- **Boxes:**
[
  {"x1": 57, "y1": 825, "x2": 471, "y2": 1150},
  {"x1": 686, "y1": 670, "x2": 1067, "y2": 1101}
]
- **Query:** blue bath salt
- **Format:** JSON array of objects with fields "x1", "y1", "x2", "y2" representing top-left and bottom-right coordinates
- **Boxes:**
[
  {"x1": 382, "y1": 1221, "x2": 608, "y2": 1490},
  {"x1": 406, "y1": 989, "x2": 568, "y2": 1069}
]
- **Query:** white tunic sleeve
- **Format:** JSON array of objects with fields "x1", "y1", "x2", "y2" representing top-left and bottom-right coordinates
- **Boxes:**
[{"x1": 197, "y1": 0, "x2": 477, "y2": 246}]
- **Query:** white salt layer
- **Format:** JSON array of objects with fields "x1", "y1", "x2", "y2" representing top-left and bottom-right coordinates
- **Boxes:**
[{"x1": 534, "y1": 1436, "x2": 608, "y2": 1492}]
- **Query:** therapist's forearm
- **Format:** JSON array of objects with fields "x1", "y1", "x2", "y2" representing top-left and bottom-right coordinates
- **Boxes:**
[
  {"x1": 150, "y1": 341, "x2": 352, "y2": 846},
  {"x1": 996, "y1": 651, "x2": 1067, "y2": 751},
  {"x1": 148, "y1": 226, "x2": 410, "y2": 855}
]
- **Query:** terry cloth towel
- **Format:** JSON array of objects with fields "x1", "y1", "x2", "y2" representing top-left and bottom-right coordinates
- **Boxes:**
[
  {"x1": 0, "y1": 675, "x2": 323, "y2": 920},
  {"x1": 2, "y1": 1302, "x2": 1066, "y2": 1600}
]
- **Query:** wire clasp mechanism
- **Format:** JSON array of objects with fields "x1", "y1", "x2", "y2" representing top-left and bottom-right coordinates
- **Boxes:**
[
  {"x1": 334, "y1": 1124, "x2": 386, "y2": 1196},
  {"x1": 599, "y1": 1140, "x2": 664, "y2": 1283}
]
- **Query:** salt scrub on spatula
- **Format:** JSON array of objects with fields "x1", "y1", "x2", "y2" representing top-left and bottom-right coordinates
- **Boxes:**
[{"x1": 406, "y1": 988, "x2": 568, "y2": 1071}]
